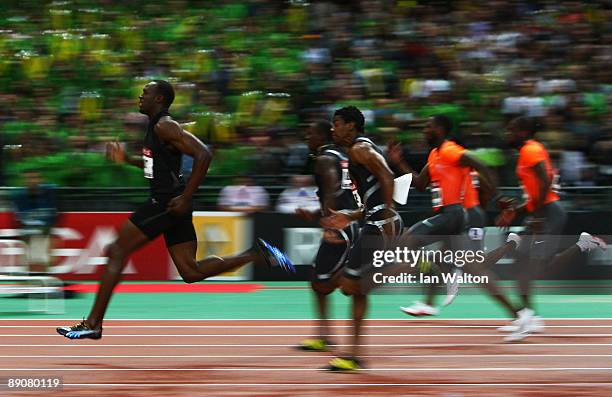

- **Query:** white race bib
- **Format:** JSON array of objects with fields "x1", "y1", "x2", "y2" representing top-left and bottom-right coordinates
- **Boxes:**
[
  {"x1": 469, "y1": 227, "x2": 484, "y2": 241},
  {"x1": 470, "y1": 171, "x2": 480, "y2": 189},
  {"x1": 352, "y1": 185, "x2": 363, "y2": 209},
  {"x1": 551, "y1": 172, "x2": 560, "y2": 194},
  {"x1": 430, "y1": 181, "x2": 442, "y2": 209},
  {"x1": 340, "y1": 160, "x2": 352, "y2": 190},
  {"x1": 520, "y1": 182, "x2": 528, "y2": 202},
  {"x1": 143, "y1": 147, "x2": 153, "y2": 179}
]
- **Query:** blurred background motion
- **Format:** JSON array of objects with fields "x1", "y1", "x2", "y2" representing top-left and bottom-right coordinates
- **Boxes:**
[{"x1": 0, "y1": 1, "x2": 611, "y2": 282}]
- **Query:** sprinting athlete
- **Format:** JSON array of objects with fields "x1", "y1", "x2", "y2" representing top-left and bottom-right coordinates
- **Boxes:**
[
  {"x1": 493, "y1": 116, "x2": 606, "y2": 341},
  {"x1": 397, "y1": 116, "x2": 479, "y2": 250},
  {"x1": 57, "y1": 80, "x2": 293, "y2": 340},
  {"x1": 320, "y1": 106, "x2": 403, "y2": 371},
  {"x1": 296, "y1": 120, "x2": 359, "y2": 352},
  {"x1": 398, "y1": 170, "x2": 487, "y2": 315},
  {"x1": 388, "y1": 117, "x2": 519, "y2": 319}
]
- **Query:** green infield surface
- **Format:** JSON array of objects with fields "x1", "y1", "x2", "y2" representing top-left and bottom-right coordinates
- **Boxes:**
[{"x1": 1, "y1": 281, "x2": 611, "y2": 319}]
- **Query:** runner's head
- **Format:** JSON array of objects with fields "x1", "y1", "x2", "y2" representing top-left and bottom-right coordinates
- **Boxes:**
[
  {"x1": 307, "y1": 120, "x2": 333, "y2": 152},
  {"x1": 423, "y1": 114, "x2": 452, "y2": 147},
  {"x1": 332, "y1": 106, "x2": 364, "y2": 147},
  {"x1": 138, "y1": 80, "x2": 175, "y2": 116},
  {"x1": 507, "y1": 116, "x2": 536, "y2": 148}
]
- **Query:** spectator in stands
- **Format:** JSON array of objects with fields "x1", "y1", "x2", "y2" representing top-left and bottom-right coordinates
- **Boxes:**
[
  {"x1": 0, "y1": 129, "x2": 4, "y2": 186},
  {"x1": 11, "y1": 170, "x2": 58, "y2": 274},
  {"x1": 217, "y1": 176, "x2": 269, "y2": 213},
  {"x1": 1, "y1": 1, "x2": 612, "y2": 188},
  {"x1": 276, "y1": 175, "x2": 320, "y2": 214}
]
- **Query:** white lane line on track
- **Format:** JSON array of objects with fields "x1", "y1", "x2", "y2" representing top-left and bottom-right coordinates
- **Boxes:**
[
  {"x1": 3, "y1": 325, "x2": 612, "y2": 328},
  {"x1": 2, "y1": 343, "x2": 612, "y2": 347},
  {"x1": 1, "y1": 367, "x2": 612, "y2": 372},
  {"x1": 3, "y1": 334, "x2": 612, "y2": 337},
  {"x1": 60, "y1": 383, "x2": 612, "y2": 387},
  {"x1": 2, "y1": 354, "x2": 612, "y2": 358},
  {"x1": 2, "y1": 318, "x2": 612, "y2": 321}
]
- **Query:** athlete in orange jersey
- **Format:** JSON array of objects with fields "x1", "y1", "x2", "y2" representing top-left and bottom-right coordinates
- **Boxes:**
[
  {"x1": 515, "y1": 138, "x2": 560, "y2": 212},
  {"x1": 388, "y1": 138, "x2": 518, "y2": 318},
  {"x1": 427, "y1": 140, "x2": 470, "y2": 209},
  {"x1": 492, "y1": 116, "x2": 606, "y2": 341},
  {"x1": 398, "y1": 116, "x2": 495, "y2": 250},
  {"x1": 384, "y1": 116, "x2": 509, "y2": 314}
]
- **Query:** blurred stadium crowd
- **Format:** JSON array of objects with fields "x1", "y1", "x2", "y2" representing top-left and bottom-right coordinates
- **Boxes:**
[{"x1": 1, "y1": 0, "x2": 612, "y2": 189}]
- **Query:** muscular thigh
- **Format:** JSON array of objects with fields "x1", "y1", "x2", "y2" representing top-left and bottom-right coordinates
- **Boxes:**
[{"x1": 113, "y1": 219, "x2": 151, "y2": 255}]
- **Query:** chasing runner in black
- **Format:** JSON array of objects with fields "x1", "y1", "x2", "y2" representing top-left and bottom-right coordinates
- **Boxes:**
[
  {"x1": 296, "y1": 120, "x2": 360, "y2": 352},
  {"x1": 321, "y1": 106, "x2": 403, "y2": 371}
]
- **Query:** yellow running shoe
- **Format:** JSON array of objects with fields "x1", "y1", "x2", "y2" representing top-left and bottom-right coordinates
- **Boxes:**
[
  {"x1": 297, "y1": 338, "x2": 330, "y2": 352},
  {"x1": 326, "y1": 356, "x2": 363, "y2": 372}
]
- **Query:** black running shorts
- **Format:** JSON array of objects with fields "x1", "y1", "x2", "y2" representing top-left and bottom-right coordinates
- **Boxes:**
[
  {"x1": 344, "y1": 209, "x2": 404, "y2": 279},
  {"x1": 313, "y1": 222, "x2": 359, "y2": 282},
  {"x1": 518, "y1": 200, "x2": 567, "y2": 261},
  {"x1": 405, "y1": 203, "x2": 467, "y2": 249},
  {"x1": 129, "y1": 198, "x2": 196, "y2": 247}
]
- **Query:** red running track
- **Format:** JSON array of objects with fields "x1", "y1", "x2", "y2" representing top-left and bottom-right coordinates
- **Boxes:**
[{"x1": 1, "y1": 319, "x2": 612, "y2": 396}]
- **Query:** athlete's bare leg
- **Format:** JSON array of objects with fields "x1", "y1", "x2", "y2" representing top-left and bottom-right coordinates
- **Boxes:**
[
  {"x1": 519, "y1": 243, "x2": 583, "y2": 310},
  {"x1": 86, "y1": 220, "x2": 150, "y2": 329},
  {"x1": 419, "y1": 257, "x2": 517, "y2": 317},
  {"x1": 424, "y1": 264, "x2": 444, "y2": 307},
  {"x1": 538, "y1": 245, "x2": 582, "y2": 276},
  {"x1": 312, "y1": 281, "x2": 336, "y2": 341},
  {"x1": 425, "y1": 278, "x2": 441, "y2": 306},
  {"x1": 351, "y1": 293, "x2": 367, "y2": 358},
  {"x1": 168, "y1": 241, "x2": 258, "y2": 282},
  {"x1": 464, "y1": 261, "x2": 518, "y2": 316},
  {"x1": 515, "y1": 254, "x2": 533, "y2": 309},
  {"x1": 338, "y1": 277, "x2": 367, "y2": 359},
  {"x1": 482, "y1": 240, "x2": 519, "y2": 268}
]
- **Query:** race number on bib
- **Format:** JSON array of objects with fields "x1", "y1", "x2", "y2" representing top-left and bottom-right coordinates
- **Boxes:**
[
  {"x1": 340, "y1": 160, "x2": 352, "y2": 190},
  {"x1": 469, "y1": 227, "x2": 484, "y2": 241},
  {"x1": 470, "y1": 171, "x2": 480, "y2": 189},
  {"x1": 551, "y1": 172, "x2": 561, "y2": 194},
  {"x1": 143, "y1": 147, "x2": 153, "y2": 179},
  {"x1": 520, "y1": 182, "x2": 528, "y2": 202},
  {"x1": 430, "y1": 181, "x2": 442, "y2": 209}
]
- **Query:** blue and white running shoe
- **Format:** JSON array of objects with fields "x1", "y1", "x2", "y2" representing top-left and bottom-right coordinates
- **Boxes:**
[
  {"x1": 57, "y1": 320, "x2": 102, "y2": 340},
  {"x1": 255, "y1": 238, "x2": 296, "y2": 273}
]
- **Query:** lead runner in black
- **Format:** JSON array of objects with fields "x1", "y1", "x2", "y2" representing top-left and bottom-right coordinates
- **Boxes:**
[{"x1": 57, "y1": 80, "x2": 293, "y2": 339}]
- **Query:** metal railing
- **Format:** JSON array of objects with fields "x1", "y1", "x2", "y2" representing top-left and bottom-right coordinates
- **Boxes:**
[{"x1": 0, "y1": 182, "x2": 611, "y2": 212}]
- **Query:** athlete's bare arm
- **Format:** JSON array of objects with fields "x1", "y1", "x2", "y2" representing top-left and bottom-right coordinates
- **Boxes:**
[
  {"x1": 106, "y1": 141, "x2": 144, "y2": 168},
  {"x1": 477, "y1": 173, "x2": 494, "y2": 207},
  {"x1": 531, "y1": 161, "x2": 551, "y2": 211},
  {"x1": 351, "y1": 142, "x2": 394, "y2": 207},
  {"x1": 387, "y1": 143, "x2": 429, "y2": 190},
  {"x1": 295, "y1": 155, "x2": 339, "y2": 222},
  {"x1": 155, "y1": 117, "x2": 212, "y2": 215},
  {"x1": 314, "y1": 155, "x2": 340, "y2": 216},
  {"x1": 510, "y1": 161, "x2": 549, "y2": 217},
  {"x1": 496, "y1": 161, "x2": 550, "y2": 229},
  {"x1": 459, "y1": 152, "x2": 497, "y2": 197}
]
